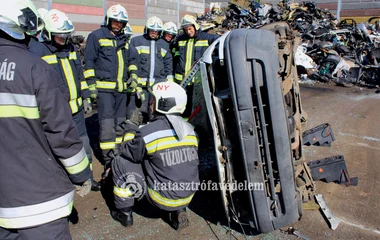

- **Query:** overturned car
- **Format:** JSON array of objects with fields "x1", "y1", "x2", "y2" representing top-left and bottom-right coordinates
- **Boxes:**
[{"x1": 181, "y1": 23, "x2": 317, "y2": 233}]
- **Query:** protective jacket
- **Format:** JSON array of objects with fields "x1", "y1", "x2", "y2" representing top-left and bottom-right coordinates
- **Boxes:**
[
  {"x1": 83, "y1": 26, "x2": 132, "y2": 93},
  {"x1": 129, "y1": 34, "x2": 173, "y2": 88},
  {"x1": 0, "y1": 37, "x2": 91, "y2": 229},
  {"x1": 173, "y1": 31, "x2": 218, "y2": 82},
  {"x1": 118, "y1": 115, "x2": 199, "y2": 211},
  {"x1": 29, "y1": 41, "x2": 90, "y2": 114}
]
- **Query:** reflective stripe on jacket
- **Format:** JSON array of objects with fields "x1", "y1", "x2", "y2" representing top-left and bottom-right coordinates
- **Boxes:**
[
  {"x1": 129, "y1": 34, "x2": 173, "y2": 87},
  {"x1": 84, "y1": 26, "x2": 133, "y2": 92},
  {"x1": 0, "y1": 38, "x2": 91, "y2": 229},
  {"x1": 173, "y1": 31, "x2": 219, "y2": 82},
  {"x1": 29, "y1": 41, "x2": 90, "y2": 114},
  {"x1": 118, "y1": 115, "x2": 199, "y2": 211}
]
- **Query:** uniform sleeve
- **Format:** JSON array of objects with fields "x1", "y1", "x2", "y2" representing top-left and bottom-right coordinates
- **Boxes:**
[
  {"x1": 163, "y1": 44, "x2": 173, "y2": 81},
  {"x1": 83, "y1": 32, "x2": 99, "y2": 86},
  {"x1": 74, "y1": 48, "x2": 91, "y2": 100},
  {"x1": 208, "y1": 33, "x2": 219, "y2": 44},
  {"x1": 33, "y1": 62, "x2": 91, "y2": 184},
  {"x1": 128, "y1": 38, "x2": 139, "y2": 80},
  {"x1": 119, "y1": 130, "x2": 147, "y2": 164}
]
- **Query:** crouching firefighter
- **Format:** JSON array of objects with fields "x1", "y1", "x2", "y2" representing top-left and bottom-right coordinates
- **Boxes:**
[
  {"x1": 0, "y1": 1, "x2": 92, "y2": 239},
  {"x1": 29, "y1": 9, "x2": 101, "y2": 191},
  {"x1": 111, "y1": 81, "x2": 199, "y2": 230}
]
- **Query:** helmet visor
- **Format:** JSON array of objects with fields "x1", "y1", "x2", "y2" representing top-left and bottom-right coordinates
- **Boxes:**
[
  {"x1": 52, "y1": 32, "x2": 73, "y2": 38},
  {"x1": 19, "y1": 7, "x2": 45, "y2": 35}
]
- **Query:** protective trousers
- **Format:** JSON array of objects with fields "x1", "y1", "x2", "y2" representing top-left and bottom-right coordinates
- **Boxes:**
[
  {"x1": 0, "y1": 218, "x2": 71, "y2": 240},
  {"x1": 112, "y1": 156, "x2": 146, "y2": 211},
  {"x1": 126, "y1": 89, "x2": 152, "y2": 124},
  {"x1": 72, "y1": 110, "x2": 93, "y2": 169},
  {"x1": 97, "y1": 91, "x2": 127, "y2": 165}
]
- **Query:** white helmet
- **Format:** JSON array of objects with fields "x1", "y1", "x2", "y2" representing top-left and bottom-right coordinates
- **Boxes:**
[
  {"x1": 106, "y1": 4, "x2": 128, "y2": 25},
  {"x1": 0, "y1": 0, "x2": 44, "y2": 40},
  {"x1": 43, "y1": 9, "x2": 74, "y2": 42},
  {"x1": 163, "y1": 21, "x2": 178, "y2": 35},
  {"x1": 37, "y1": 8, "x2": 48, "y2": 19},
  {"x1": 152, "y1": 81, "x2": 187, "y2": 115},
  {"x1": 180, "y1": 14, "x2": 200, "y2": 30},
  {"x1": 145, "y1": 16, "x2": 163, "y2": 32}
]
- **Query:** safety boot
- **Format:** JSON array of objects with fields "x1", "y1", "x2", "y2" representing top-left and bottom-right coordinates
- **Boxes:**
[
  {"x1": 90, "y1": 178, "x2": 101, "y2": 192},
  {"x1": 111, "y1": 209, "x2": 133, "y2": 227},
  {"x1": 169, "y1": 208, "x2": 189, "y2": 230}
]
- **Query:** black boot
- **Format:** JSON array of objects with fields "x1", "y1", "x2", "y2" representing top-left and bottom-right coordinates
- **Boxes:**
[
  {"x1": 111, "y1": 209, "x2": 133, "y2": 227},
  {"x1": 169, "y1": 208, "x2": 189, "y2": 230},
  {"x1": 91, "y1": 178, "x2": 101, "y2": 192}
]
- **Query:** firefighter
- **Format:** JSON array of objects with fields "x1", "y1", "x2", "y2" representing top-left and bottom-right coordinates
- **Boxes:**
[
  {"x1": 173, "y1": 14, "x2": 219, "y2": 118},
  {"x1": 162, "y1": 21, "x2": 178, "y2": 51},
  {"x1": 127, "y1": 16, "x2": 173, "y2": 125},
  {"x1": 0, "y1": 0, "x2": 91, "y2": 239},
  {"x1": 84, "y1": 4, "x2": 134, "y2": 171},
  {"x1": 29, "y1": 9, "x2": 101, "y2": 191},
  {"x1": 111, "y1": 81, "x2": 199, "y2": 230}
]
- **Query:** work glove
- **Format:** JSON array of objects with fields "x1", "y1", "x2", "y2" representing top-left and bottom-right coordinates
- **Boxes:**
[
  {"x1": 101, "y1": 160, "x2": 112, "y2": 180},
  {"x1": 88, "y1": 84, "x2": 98, "y2": 100},
  {"x1": 74, "y1": 179, "x2": 92, "y2": 197},
  {"x1": 126, "y1": 77, "x2": 138, "y2": 92},
  {"x1": 83, "y1": 98, "x2": 92, "y2": 114},
  {"x1": 129, "y1": 110, "x2": 143, "y2": 126}
]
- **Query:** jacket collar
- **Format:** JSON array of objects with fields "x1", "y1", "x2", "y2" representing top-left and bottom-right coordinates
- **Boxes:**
[
  {"x1": 0, "y1": 37, "x2": 28, "y2": 50},
  {"x1": 101, "y1": 26, "x2": 127, "y2": 41}
]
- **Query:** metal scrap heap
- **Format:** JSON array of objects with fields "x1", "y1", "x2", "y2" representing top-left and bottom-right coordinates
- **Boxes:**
[{"x1": 197, "y1": 0, "x2": 380, "y2": 87}]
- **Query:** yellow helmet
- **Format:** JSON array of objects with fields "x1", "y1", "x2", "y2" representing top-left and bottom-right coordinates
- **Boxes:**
[
  {"x1": 152, "y1": 81, "x2": 187, "y2": 115},
  {"x1": 0, "y1": 0, "x2": 44, "y2": 40},
  {"x1": 145, "y1": 16, "x2": 163, "y2": 32},
  {"x1": 180, "y1": 14, "x2": 199, "y2": 31},
  {"x1": 43, "y1": 9, "x2": 74, "y2": 42},
  {"x1": 163, "y1": 21, "x2": 178, "y2": 35},
  {"x1": 106, "y1": 4, "x2": 128, "y2": 25}
]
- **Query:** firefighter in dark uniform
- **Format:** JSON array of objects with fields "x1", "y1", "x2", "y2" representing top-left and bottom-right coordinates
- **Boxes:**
[
  {"x1": 111, "y1": 81, "x2": 199, "y2": 230},
  {"x1": 162, "y1": 21, "x2": 178, "y2": 54},
  {"x1": 0, "y1": 1, "x2": 91, "y2": 239},
  {"x1": 127, "y1": 16, "x2": 173, "y2": 125},
  {"x1": 173, "y1": 14, "x2": 219, "y2": 117},
  {"x1": 84, "y1": 4, "x2": 134, "y2": 170},
  {"x1": 29, "y1": 9, "x2": 101, "y2": 191}
]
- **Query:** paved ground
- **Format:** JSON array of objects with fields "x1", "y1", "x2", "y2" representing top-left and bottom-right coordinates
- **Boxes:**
[{"x1": 70, "y1": 83, "x2": 380, "y2": 239}]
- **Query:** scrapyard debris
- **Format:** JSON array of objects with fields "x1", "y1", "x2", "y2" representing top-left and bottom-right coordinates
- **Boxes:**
[
  {"x1": 308, "y1": 155, "x2": 359, "y2": 186},
  {"x1": 315, "y1": 194, "x2": 341, "y2": 230},
  {"x1": 198, "y1": 0, "x2": 380, "y2": 87}
]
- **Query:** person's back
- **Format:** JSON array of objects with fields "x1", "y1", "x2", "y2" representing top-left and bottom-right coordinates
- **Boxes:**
[
  {"x1": 111, "y1": 81, "x2": 199, "y2": 230},
  {"x1": 0, "y1": 1, "x2": 91, "y2": 238}
]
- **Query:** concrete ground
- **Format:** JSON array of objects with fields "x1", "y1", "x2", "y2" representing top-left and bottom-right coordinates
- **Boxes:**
[{"x1": 70, "y1": 83, "x2": 380, "y2": 239}]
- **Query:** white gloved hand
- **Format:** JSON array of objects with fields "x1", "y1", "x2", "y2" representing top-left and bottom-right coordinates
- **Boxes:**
[
  {"x1": 75, "y1": 179, "x2": 92, "y2": 197},
  {"x1": 83, "y1": 99, "x2": 92, "y2": 114}
]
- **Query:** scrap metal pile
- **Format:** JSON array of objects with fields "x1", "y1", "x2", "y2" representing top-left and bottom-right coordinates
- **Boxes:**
[{"x1": 198, "y1": 0, "x2": 380, "y2": 87}]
